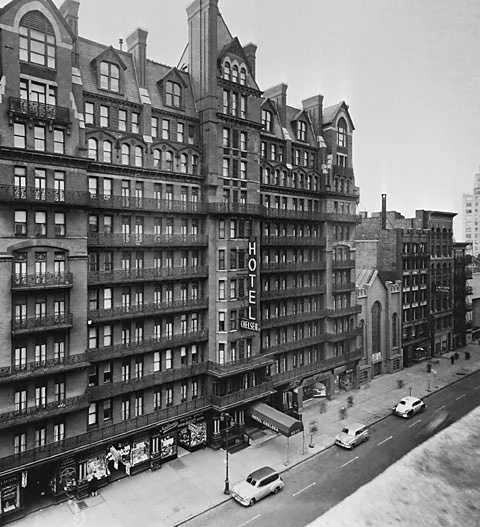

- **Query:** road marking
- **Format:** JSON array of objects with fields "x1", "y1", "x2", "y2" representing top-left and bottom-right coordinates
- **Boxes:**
[
  {"x1": 409, "y1": 419, "x2": 422, "y2": 428},
  {"x1": 434, "y1": 405, "x2": 445, "y2": 413},
  {"x1": 377, "y1": 436, "x2": 393, "y2": 446},
  {"x1": 340, "y1": 456, "x2": 358, "y2": 468},
  {"x1": 292, "y1": 481, "x2": 317, "y2": 497},
  {"x1": 456, "y1": 394, "x2": 466, "y2": 401},
  {"x1": 238, "y1": 514, "x2": 261, "y2": 527}
]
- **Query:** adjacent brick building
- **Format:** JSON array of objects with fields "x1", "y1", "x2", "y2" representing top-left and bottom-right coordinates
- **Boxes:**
[{"x1": 0, "y1": 0, "x2": 360, "y2": 517}]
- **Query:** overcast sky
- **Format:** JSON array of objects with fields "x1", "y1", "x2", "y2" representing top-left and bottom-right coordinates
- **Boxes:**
[{"x1": 54, "y1": 0, "x2": 480, "y2": 238}]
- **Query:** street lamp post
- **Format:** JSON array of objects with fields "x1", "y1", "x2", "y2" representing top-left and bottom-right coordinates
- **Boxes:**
[{"x1": 220, "y1": 412, "x2": 233, "y2": 495}]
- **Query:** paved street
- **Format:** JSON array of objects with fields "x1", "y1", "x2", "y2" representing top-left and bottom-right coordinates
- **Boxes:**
[
  {"x1": 183, "y1": 369, "x2": 480, "y2": 527},
  {"x1": 11, "y1": 344, "x2": 480, "y2": 527}
]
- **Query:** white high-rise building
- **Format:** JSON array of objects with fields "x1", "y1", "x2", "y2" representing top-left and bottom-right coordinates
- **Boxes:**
[{"x1": 463, "y1": 170, "x2": 480, "y2": 256}]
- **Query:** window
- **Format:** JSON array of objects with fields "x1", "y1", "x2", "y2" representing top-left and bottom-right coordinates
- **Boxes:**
[
  {"x1": 218, "y1": 280, "x2": 226, "y2": 300},
  {"x1": 34, "y1": 126, "x2": 46, "y2": 151},
  {"x1": 14, "y1": 433, "x2": 27, "y2": 454},
  {"x1": 219, "y1": 311, "x2": 226, "y2": 332},
  {"x1": 15, "y1": 210, "x2": 27, "y2": 236},
  {"x1": 103, "y1": 399, "x2": 112, "y2": 421},
  {"x1": 85, "y1": 102, "x2": 94, "y2": 125},
  {"x1": 14, "y1": 390, "x2": 27, "y2": 412},
  {"x1": 151, "y1": 116, "x2": 159, "y2": 137},
  {"x1": 14, "y1": 346, "x2": 26, "y2": 370},
  {"x1": 54, "y1": 212, "x2": 65, "y2": 236},
  {"x1": 166, "y1": 81, "x2": 181, "y2": 107},
  {"x1": 53, "y1": 422, "x2": 65, "y2": 442},
  {"x1": 35, "y1": 385, "x2": 46, "y2": 407},
  {"x1": 35, "y1": 211, "x2": 46, "y2": 236},
  {"x1": 262, "y1": 110, "x2": 273, "y2": 132},
  {"x1": 100, "y1": 61, "x2": 120, "y2": 92},
  {"x1": 240, "y1": 67, "x2": 247, "y2": 85},
  {"x1": 297, "y1": 120, "x2": 307, "y2": 141},
  {"x1": 165, "y1": 349, "x2": 172, "y2": 369},
  {"x1": 103, "y1": 140, "x2": 112, "y2": 163},
  {"x1": 177, "y1": 122, "x2": 184, "y2": 142},
  {"x1": 162, "y1": 119, "x2": 170, "y2": 140},
  {"x1": 121, "y1": 144, "x2": 130, "y2": 165},
  {"x1": 14, "y1": 123, "x2": 26, "y2": 148},
  {"x1": 240, "y1": 95, "x2": 247, "y2": 118},
  {"x1": 100, "y1": 105, "x2": 109, "y2": 127},
  {"x1": 135, "y1": 394, "x2": 143, "y2": 416},
  {"x1": 223, "y1": 61, "x2": 231, "y2": 80},
  {"x1": 118, "y1": 109, "x2": 127, "y2": 131},
  {"x1": 53, "y1": 129, "x2": 64, "y2": 154},
  {"x1": 153, "y1": 149, "x2": 161, "y2": 168},
  {"x1": 35, "y1": 427, "x2": 47, "y2": 447},
  {"x1": 180, "y1": 153, "x2": 188, "y2": 173},
  {"x1": 19, "y1": 13, "x2": 56, "y2": 68},
  {"x1": 232, "y1": 64, "x2": 238, "y2": 83},
  {"x1": 88, "y1": 138, "x2": 98, "y2": 160},
  {"x1": 131, "y1": 112, "x2": 139, "y2": 133},
  {"x1": 135, "y1": 146, "x2": 143, "y2": 167},
  {"x1": 165, "y1": 151, "x2": 173, "y2": 171},
  {"x1": 337, "y1": 118, "x2": 347, "y2": 148},
  {"x1": 165, "y1": 385, "x2": 173, "y2": 406},
  {"x1": 121, "y1": 399, "x2": 130, "y2": 420}
]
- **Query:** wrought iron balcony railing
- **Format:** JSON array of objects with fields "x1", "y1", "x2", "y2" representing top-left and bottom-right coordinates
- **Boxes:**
[
  {"x1": 9, "y1": 96, "x2": 70, "y2": 124},
  {"x1": 88, "y1": 233, "x2": 208, "y2": 247},
  {"x1": 260, "y1": 285, "x2": 326, "y2": 300},
  {"x1": 332, "y1": 259, "x2": 355, "y2": 268},
  {"x1": 261, "y1": 310, "x2": 329, "y2": 329},
  {"x1": 261, "y1": 261, "x2": 326, "y2": 272},
  {"x1": 11, "y1": 272, "x2": 73, "y2": 290},
  {"x1": 260, "y1": 236, "x2": 326, "y2": 247},
  {"x1": 261, "y1": 335, "x2": 327, "y2": 354},
  {"x1": 211, "y1": 382, "x2": 274, "y2": 409},
  {"x1": 207, "y1": 355, "x2": 274, "y2": 377},
  {"x1": 88, "y1": 194, "x2": 205, "y2": 214},
  {"x1": 0, "y1": 185, "x2": 89, "y2": 206},
  {"x1": 88, "y1": 299, "x2": 207, "y2": 322},
  {"x1": 88, "y1": 330, "x2": 208, "y2": 362},
  {"x1": 88, "y1": 266, "x2": 208, "y2": 285},
  {"x1": 11, "y1": 313, "x2": 73, "y2": 333}
]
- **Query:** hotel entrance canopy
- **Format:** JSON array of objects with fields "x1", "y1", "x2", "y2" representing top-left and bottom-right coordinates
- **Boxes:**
[{"x1": 248, "y1": 402, "x2": 303, "y2": 437}]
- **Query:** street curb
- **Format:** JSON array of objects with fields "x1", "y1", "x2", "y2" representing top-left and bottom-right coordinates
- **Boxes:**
[{"x1": 174, "y1": 363, "x2": 480, "y2": 527}]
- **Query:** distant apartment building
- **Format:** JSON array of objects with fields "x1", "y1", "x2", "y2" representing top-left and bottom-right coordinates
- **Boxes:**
[
  {"x1": 356, "y1": 195, "x2": 457, "y2": 367},
  {"x1": 453, "y1": 242, "x2": 473, "y2": 347},
  {"x1": 0, "y1": 0, "x2": 361, "y2": 518},
  {"x1": 463, "y1": 169, "x2": 480, "y2": 256}
]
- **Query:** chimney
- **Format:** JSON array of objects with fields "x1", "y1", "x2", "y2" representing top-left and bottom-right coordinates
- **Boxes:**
[
  {"x1": 126, "y1": 28, "x2": 148, "y2": 87},
  {"x1": 243, "y1": 43, "x2": 257, "y2": 80},
  {"x1": 381, "y1": 193, "x2": 387, "y2": 230},
  {"x1": 263, "y1": 83, "x2": 288, "y2": 126},
  {"x1": 302, "y1": 94, "x2": 324, "y2": 137},
  {"x1": 59, "y1": 0, "x2": 79, "y2": 36}
]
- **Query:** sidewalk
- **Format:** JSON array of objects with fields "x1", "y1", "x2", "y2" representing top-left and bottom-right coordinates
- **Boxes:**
[{"x1": 13, "y1": 344, "x2": 480, "y2": 527}]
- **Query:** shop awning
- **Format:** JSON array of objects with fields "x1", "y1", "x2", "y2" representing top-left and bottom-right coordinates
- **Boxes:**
[{"x1": 248, "y1": 402, "x2": 303, "y2": 437}]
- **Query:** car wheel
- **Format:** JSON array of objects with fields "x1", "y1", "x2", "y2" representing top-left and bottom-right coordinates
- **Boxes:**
[
  {"x1": 249, "y1": 498, "x2": 256, "y2": 506},
  {"x1": 273, "y1": 486, "x2": 281, "y2": 494},
  {"x1": 421, "y1": 405, "x2": 426, "y2": 412},
  {"x1": 364, "y1": 435, "x2": 369, "y2": 443},
  {"x1": 407, "y1": 410, "x2": 413, "y2": 418}
]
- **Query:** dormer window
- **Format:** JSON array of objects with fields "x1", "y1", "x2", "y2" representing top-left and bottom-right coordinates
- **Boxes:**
[
  {"x1": 223, "y1": 61, "x2": 231, "y2": 80},
  {"x1": 100, "y1": 62, "x2": 120, "y2": 92},
  {"x1": 262, "y1": 110, "x2": 273, "y2": 132},
  {"x1": 240, "y1": 67, "x2": 246, "y2": 86},
  {"x1": 19, "y1": 11, "x2": 56, "y2": 69},
  {"x1": 297, "y1": 121, "x2": 307, "y2": 142},
  {"x1": 166, "y1": 81, "x2": 181, "y2": 108},
  {"x1": 337, "y1": 117, "x2": 347, "y2": 148}
]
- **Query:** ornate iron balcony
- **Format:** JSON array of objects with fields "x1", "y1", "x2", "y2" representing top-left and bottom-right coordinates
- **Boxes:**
[
  {"x1": 11, "y1": 272, "x2": 73, "y2": 290},
  {"x1": 0, "y1": 184, "x2": 89, "y2": 206},
  {"x1": 260, "y1": 236, "x2": 326, "y2": 247},
  {"x1": 207, "y1": 355, "x2": 274, "y2": 377},
  {"x1": 207, "y1": 203, "x2": 261, "y2": 215},
  {"x1": 12, "y1": 313, "x2": 73, "y2": 333},
  {"x1": 88, "y1": 233, "x2": 208, "y2": 247},
  {"x1": 261, "y1": 261, "x2": 326, "y2": 272},
  {"x1": 88, "y1": 266, "x2": 208, "y2": 285},
  {"x1": 9, "y1": 96, "x2": 70, "y2": 124},
  {"x1": 88, "y1": 194, "x2": 205, "y2": 214},
  {"x1": 260, "y1": 285, "x2": 326, "y2": 300},
  {"x1": 211, "y1": 382, "x2": 275, "y2": 410}
]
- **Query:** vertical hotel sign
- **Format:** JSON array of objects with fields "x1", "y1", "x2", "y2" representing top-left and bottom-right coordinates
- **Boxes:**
[{"x1": 240, "y1": 239, "x2": 259, "y2": 332}]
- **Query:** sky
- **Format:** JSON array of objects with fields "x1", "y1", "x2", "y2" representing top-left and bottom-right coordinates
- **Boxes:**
[{"x1": 49, "y1": 0, "x2": 480, "y2": 238}]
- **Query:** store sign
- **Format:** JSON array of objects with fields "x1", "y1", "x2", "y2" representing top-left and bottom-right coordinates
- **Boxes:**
[
  {"x1": 240, "y1": 239, "x2": 259, "y2": 332},
  {"x1": 372, "y1": 352, "x2": 382, "y2": 363}
]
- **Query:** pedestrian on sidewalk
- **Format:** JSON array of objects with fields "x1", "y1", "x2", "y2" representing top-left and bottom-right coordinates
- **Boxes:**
[
  {"x1": 347, "y1": 395, "x2": 354, "y2": 408},
  {"x1": 319, "y1": 400, "x2": 327, "y2": 414},
  {"x1": 454, "y1": 352, "x2": 460, "y2": 361},
  {"x1": 450, "y1": 354, "x2": 455, "y2": 365},
  {"x1": 339, "y1": 406, "x2": 346, "y2": 420}
]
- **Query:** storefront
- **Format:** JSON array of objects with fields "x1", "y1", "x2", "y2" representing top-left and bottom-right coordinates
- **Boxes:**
[
  {"x1": 77, "y1": 448, "x2": 110, "y2": 497},
  {"x1": 178, "y1": 416, "x2": 207, "y2": 452},
  {"x1": 0, "y1": 474, "x2": 21, "y2": 521},
  {"x1": 106, "y1": 443, "x2": 132, "y2": 480},
  {"x1": 51, "y1": 457, "x2": 77, "y2": 500},
  {"x1": 372, "y1": 352, "x2": 382, "y2": 377},
  {"x1": 130, "y1": 437, "x2": 150, "y2": 474},
  {"x1": 150, "y1": 421, "x2": 179, "y2": 469}
]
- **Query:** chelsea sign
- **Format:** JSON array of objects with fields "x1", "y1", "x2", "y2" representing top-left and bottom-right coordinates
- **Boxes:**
[{"x1": 240, "y1": 239, "x2": 259, "y2": 332}]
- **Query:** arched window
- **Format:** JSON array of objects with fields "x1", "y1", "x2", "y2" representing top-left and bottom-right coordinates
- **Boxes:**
[
  {"x1": 88, "y1": 138, "x2": 98, "y2": 160},
  {"x1": 100, "y1": 62, "x2": 120, "y2": 92},
  {"x1": 371, "y1": 301, "x2": 381, "y2": 354},
  {"x1": 134, "y1": 146, "x2": 143, "y2": 167},
  {"x1": 392, "y1": 313, "x2": 398, "y2": 347},
  {"x1": 165, "y1": 81, "x2": 181, "y2": 107},
  {"x1": 261, "y1": 110, "x2": 272, "y2": 132},
  {"x1": 103, "y1": 140, "x2": 112, "y2": 163},
  {"x1": 19, "y1": 11, "x2": 56, "y2": 68},
  {"x1": 337, "y1": 117, "x2": 347, "y2": 148},
  {"x1": 192, "y1": 155, "x2": 199, "y2": 175},
  {"x1": 240, "y1": 67, "x2": 247, "y2": 85},
  {"x1": 223, "y1": 61, "x2": 231, "y2": 80},
  {"x1": 165, "y1": 151, "x2": 173, "y2": 171},
  {"x1": 153, "y1": 149, "x2": 161, "y2": 168},
  {"x1": 232, "y1": 65, "x2": 239, "y2": 83},
  {"x1": 180, "y1": 153, "x2": 188, "y2": 173},
  {"x1": 121, "y1": 144, "x2": 130, "y2": 165}
]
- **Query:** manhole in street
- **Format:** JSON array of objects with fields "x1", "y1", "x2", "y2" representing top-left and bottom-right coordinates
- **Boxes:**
[{"x1": 77, "y1": 501, "x2": 88, "y2": 509}]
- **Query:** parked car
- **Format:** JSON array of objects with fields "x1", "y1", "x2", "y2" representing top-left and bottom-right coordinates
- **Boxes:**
[
  {"x1": 392, "y1": 396, "x2": 426, "y2": 418},
  {"x1": 231, "y1": 466, "x2": 284, "y2": 506},
  {"x1": 334, "y1": 422, "x2": 369, "y2": 449}
]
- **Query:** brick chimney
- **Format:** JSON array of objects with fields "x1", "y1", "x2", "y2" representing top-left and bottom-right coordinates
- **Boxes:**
[
  {"x1": 126, "y1": 28, "x2": 148, "y2": 87},
  {"x1": 381, "y1": 193, "x2": 387, "y2": 230},
  {"x1": 302, "y1": 94, "x2": 324, "y2": 137},
  {"x1": 59, "y1": 0, "x2": 79, "y2": 36},
  {"x1": 243, "y1": 43, "x2": 257, "y2": 80}
]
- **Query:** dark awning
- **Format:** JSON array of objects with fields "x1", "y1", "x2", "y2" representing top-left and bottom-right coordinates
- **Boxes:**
[{"x1": 248, "y1": 402, "x2": 303, "y2": 437}]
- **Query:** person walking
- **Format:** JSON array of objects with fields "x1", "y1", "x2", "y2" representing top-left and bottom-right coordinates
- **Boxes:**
[
  {"x1": 319, "y1": 400, "x2": 327, "y2": 414},
  {"x1": 450, "y1": 354, "x2": 455, "y2": 365},
  {"x1": 339, "y1": 406, "x2": 346, "y2": 420},
  {"x1": 347, "y1": 395, "x2": 354, "y2": 408}
]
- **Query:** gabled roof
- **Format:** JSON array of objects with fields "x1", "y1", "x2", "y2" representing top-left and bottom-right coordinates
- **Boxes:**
[
  {"x1": 323, "y1": 101, "x2": 355, "y2": 130},
  {"x1": 355, "y1": 267, "x2": 378, "y2": 288},
  {"x1": 157, "y1": 67, "x2": 189, "y2": 88},
  {"x1": 0, "y1": 0, "x2": 75, "y2": 40},
  {"x1": 219, "y1": 37, "x2": 248, "y2": 64},
  {"x1": 91, "y1": 46, "x2": 127, "y2": 71}
]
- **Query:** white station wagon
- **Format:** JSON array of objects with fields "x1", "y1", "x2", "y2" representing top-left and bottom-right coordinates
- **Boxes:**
[
  {"x1": 231, "y1": 466, "x2": 284, "y2": 506},
  {"x1": 392, "y1": 396, "x2": 426, "y2": 418}
]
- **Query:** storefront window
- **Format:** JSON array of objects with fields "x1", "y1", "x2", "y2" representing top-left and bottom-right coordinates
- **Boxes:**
[
  {"x1": 1, "y1": 484, "x2": 19, "y2": 513},
  {"x1": 131, "y1": 439, "x2": 150, "y2": 466}
]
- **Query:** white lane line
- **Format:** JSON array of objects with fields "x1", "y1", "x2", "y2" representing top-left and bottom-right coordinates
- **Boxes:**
[
  {"x1": 377, "y1": 436, "x2": 393, "y2": 446},
  {"x1": 340, "y1": 456, "x2": 359, "y2": 468},
  {"x1": 292, "y1": 481, "x2": 317, "y2": 497},
  {"x1": 409, "y1": 419, "x2": 422, "y2": 428},
  {"x1": 238, "y1": 514, "x2": 261, "y2": 527},
  {"x1": 456, "y1": 394, "x2": 466, "y2": 401},
  {"x1": 434, "y1": 405, "x2": 445, "y2": 413}
]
